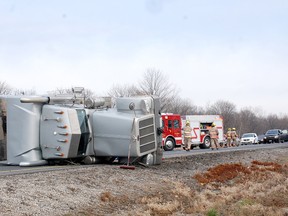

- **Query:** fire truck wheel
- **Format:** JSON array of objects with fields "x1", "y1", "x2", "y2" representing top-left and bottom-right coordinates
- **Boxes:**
[
  {"x1": 163, "y1": 137, "x2": 175, "y2": 151},
  {"x1": 199, "y1": 136, "x2": 211, "y2": 149}
]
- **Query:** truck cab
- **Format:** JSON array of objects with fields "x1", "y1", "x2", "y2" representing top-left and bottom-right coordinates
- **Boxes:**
[{"x1": 161, "y1": 113, "x2": 182, "y2": 151}]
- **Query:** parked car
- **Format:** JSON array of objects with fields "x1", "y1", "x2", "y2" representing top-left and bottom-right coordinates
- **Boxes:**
[
  {"x1": 257, "y1": 134, "x2": 265, "y2": 144},
  {"x1": 240, "y1": 133, "x2": 258, "y2": 145},
  {"x1": 263, "y1": 129, "x2": 282, "y2": 143},
  {"x1": 280, "y1": 129, "x2": 288, "y2": 142}
]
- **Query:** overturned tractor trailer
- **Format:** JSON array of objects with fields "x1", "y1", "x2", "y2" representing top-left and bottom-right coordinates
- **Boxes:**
[{"x1": 1, "y1": 92, "x2": 163, "y2": 167}]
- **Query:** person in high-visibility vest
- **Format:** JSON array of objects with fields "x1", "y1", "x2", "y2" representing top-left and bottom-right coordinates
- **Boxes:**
[
  {"x1": 209, "y1": 122, "x2": 219, "y2": 150},
  {"x1": 183, "y1": 120, "x2": 192, "y2": 151}
]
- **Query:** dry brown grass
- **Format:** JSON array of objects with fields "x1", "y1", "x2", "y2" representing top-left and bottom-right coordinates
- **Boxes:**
[
  {"x1": 66, "y1": 160, "x2": 288, "y2": 216},
  {"x1": 190, "y1": 160, "x2": 288, "y2": 216}
]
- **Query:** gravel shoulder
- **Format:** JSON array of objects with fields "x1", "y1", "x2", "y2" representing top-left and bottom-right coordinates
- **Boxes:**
[{"x1": 0, "y1": 146, "x2": 288, "y2": 216}]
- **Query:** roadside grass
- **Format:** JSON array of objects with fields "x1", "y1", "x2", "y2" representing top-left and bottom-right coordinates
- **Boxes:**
[
  {"x1": 207, "y1": 208, "x2": 218, "y2": 216},
  {"x1": 65, "y1": 160, "x2": 288, "y2": 216}
]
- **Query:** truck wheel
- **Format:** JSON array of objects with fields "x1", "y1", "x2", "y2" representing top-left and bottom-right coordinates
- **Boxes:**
[
  {"x1": 163, "y1": 137, "x2": 175, "y2": 151},
  {"x1": 199, "y1": 137, "x2": 210, "y2": 149}
]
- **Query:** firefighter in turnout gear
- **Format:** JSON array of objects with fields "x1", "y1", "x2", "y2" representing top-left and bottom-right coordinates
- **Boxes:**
[
  {"x1": 183, "y1": 120, "x2": 192, "y2": 151},
  {"x1": 209, "y1": 122, "x2": 219, "y2": 150},
  {"x1": 231, "y1": 128, "x2": 238, "y2": 146},
  {"x1": 225, "y1": 128, "x2": 232, "y2": 147}
]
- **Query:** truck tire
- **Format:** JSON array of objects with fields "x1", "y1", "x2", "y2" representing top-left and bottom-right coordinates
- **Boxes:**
[
  {"x1": 163, "y1": 137, "x2": 175, "y2": 151},
  {"x1": 199, "y1": 136, "x2": 211, "y2": 149}
]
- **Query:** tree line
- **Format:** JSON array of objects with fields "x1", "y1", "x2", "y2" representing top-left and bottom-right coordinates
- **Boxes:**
[{"x1": 1, "y1": 69, "x2": 288, "y2": 136}]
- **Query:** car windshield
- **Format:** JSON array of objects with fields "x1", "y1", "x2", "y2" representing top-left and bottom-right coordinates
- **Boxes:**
[
  {"x1": 265, "y1": 130, "x2": 278, "y2": 135},
  {"x1": 242, "y1": 133, "x2": 254, "y2": 138}
]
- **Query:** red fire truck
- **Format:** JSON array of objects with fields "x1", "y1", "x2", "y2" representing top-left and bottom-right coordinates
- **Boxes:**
[
  {"x1": 161, "y1": 114, "x2": 224, "y2": 151},
  {"x1": 161, "y1": 113, "x2": 182, "y2": 151}
]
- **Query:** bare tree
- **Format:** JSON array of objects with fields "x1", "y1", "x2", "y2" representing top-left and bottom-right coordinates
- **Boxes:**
[
  {"x1": 278, "y1": 115, "x2": 288, "y2": 130},
  {"x1": 13, "y1": 89, "x2": 36, "y2": 96},
  {"x1": 236, "y1": 108, "x2": 259, "y2": 135},
  {"x1": 205, "y1": 100, "x2": 237, "y2": 130},
  {"x1": 48, "y1": 87, "x2": 73, "y2": 96},
  {"x1": 0, "y1": 81, "x2": 36, "y2": 96},
  {"x1": 106, "y1": 68, "x2": 181, "y2": 112},
  {"x1": 107, "y1": 84, "x2": 140, "y2": 98},
  {"x1": 84, "y1": 88, "x2": 97, "y2": 99},
  {"x1": 138, "y1": 68, "x2": 180, "y2": 112},
  {"x1": 165, "y1": 97, "x2": 198, "y2": 115},
  {"x1": 48, "y1": 87, "x2": 99, "y2": 101},
  {"x1": 104, "y1": 70, "x2": 288, "y2": 134},
  {"x1": 266, "y1": 114, "x2": 280, "y2": 129},
  {"x1": 265, "y1": 113, "x2": 288, "y2": 130},
  {"x1": 0, "y1": 81, "x2": 12, "y2": 95},
  {"x1": 195, "y1": 106, "x2": 206, "y2": 115}
]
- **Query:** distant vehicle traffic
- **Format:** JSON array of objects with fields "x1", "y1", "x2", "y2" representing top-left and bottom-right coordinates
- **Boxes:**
[
  {"x1": 263, "y1": 129, "x2": 282, "y2": 143},
  {"x1": 280, "y1": 129, "x2": 288, "y2": 142},
  {"x1": 240, "y1": 133, "x2": 258, "y2": 145},
  {"x1": 257, "y1": 134, "x2": 265, "y2": 144}
]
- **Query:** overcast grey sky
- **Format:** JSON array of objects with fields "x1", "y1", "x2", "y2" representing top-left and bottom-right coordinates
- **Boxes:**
[{"x1": 1, "y1": 0, "x2": 287, "y2": 115}]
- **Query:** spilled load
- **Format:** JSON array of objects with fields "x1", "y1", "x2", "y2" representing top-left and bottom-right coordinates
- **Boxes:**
[{"x1": 0, "y1": 88, "x2": 163, "y2": 166}]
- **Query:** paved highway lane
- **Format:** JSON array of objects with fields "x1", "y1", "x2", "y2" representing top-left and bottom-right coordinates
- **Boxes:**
[
  {"x1": 163, "y1": 142, "x2": 288, "y2": 158},
  {"x1": 0, "y1": 142, "x2": 287, "y2": 176},
  {"x1": 0, "y1": 162, "x2": 88, "y2": 176}
]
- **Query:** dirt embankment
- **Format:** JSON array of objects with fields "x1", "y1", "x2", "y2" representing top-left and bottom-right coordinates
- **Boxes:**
[{"x1": 0, "y1": 147, "x2": 288, "y2": 216}]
